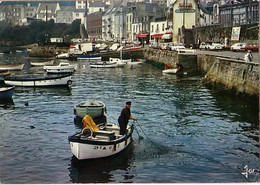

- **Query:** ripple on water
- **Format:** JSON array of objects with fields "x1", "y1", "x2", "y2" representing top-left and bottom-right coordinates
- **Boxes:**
[{"x1": 0, "y1": 56, "x2": 258, "y2": 183}]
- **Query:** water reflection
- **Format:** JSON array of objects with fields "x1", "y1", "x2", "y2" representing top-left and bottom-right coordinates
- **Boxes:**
[
  {"x1": 0, "y1": 98, "x2": 15, "y2": 109},
  {"x1": 69, "y1": 143, "x2": 134, "y2": 183},
  {"x1": 14, "y1": 86, "x2": 72, "y2": 96}
]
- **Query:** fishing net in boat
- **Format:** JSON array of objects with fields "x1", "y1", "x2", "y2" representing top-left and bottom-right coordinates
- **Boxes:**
[{"x1": 82, "y1": 115, "x2": 99, "y2": 132}]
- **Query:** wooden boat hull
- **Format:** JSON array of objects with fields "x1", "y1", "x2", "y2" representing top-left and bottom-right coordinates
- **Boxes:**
[
  {"x1": 0, "y1": 86, "x2": 15, "y2": 98},
  {"x1": 4, "y1": 74, "x2": 72, "y2": 87},
  {"x1": 0, "y1": 64, "x2": 24, "y2": 71},
  {"x1": 68, "y1": 124, "x2": 133, "y2": 160}
]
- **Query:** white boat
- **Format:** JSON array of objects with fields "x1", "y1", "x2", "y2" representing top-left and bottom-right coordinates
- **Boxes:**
[
  {"x1": 56, "y1": 52, "x2": 69, "y2": 59},
  {"x1": 30, "y1": 60, "x2": 54, "y2": 67},
  {"x1": 43, "y1": 62, "x2": 77, "y2": 74},
  {"x1": 162, "y1": 64, "x2": 183, "y2": 74},
  {"x1": 90, "y1": 61, "x2": 118, "y2": 68},
  {"x1": 126, "y1": 59, "x2": 144, "y2": 68},
  {"x1": 4, "y1": 74, "x2": 73, "y2": 87},
  {"x1": 162, "y1": 68, "x2": 178, "y2": 74},
  {"x1": 68, "y1": 122, "x2": 134, "y2": 160},
  {"x1": 109, "y1": 57, "x2": 131, "y2": 67},
  {"x1": 0, "y1": 64, "x2": 24, "y2": 71}
]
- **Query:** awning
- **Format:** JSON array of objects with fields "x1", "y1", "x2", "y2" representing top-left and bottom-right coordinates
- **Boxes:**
[
  {"x1": 152, "y1": 34, "x2": 163, "y2": 38},
  {"x1": 136, "y1": 33, "x2": 148, "y2": 38},
  {"x1": 162, "y1": 34, "x2": 172, "y2": 40}
]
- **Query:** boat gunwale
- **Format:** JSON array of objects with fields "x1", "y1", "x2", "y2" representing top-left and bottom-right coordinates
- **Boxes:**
[
  {"x1": 4, "y1": 73, "x2": 72, "y2": 82},
  {"x1": 68, "y1": 124, "x2": 134, "y2": 146}
]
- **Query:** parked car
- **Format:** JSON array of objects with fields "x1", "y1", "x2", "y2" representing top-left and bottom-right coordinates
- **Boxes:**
[
  {"x1": 230, "y1": 43, "x2": 246, "y2": 51},
  {"x1": 199, "y1": 42, "x2": 212, "y2": 50},
  {"x1": 170, "y1": 43, "x2": 185, "y2": 51},
  {"x1": 243, "y1": 44, "x2": 259, "y2": 51},
  {"x1": 133, "y1": 41, "x2": 141, "y2": 46},
  {"x1": 207, "y1": 43, "x2": 223, "y2": 51}
]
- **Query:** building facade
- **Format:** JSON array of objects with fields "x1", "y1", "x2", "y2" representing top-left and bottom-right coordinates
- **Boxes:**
[
  {"x1": 219, "y1": 0, "x2": 259, "y2": 27},
  {"x1": 87, "y1": 10, "x2": 103, "y2": 40},
  {"x1": 172, "y1": 0, "x2": 197, "y2": 43}
]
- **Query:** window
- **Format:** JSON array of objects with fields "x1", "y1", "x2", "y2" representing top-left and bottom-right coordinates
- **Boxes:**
[{"x1": 162, "y1": 23, "x2": 164, "y2": 31}]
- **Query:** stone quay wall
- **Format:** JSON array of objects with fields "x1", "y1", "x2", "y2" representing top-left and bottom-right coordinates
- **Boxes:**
[
  {"x1": 144, "y1": 49, "x2": 259, "y2": 97},
  {"x1": 144, "y1": 48, "x2": 197, "y2": 70},
  {"x1": 199, "y1": 55, "x2": 259, "y2": 97}
]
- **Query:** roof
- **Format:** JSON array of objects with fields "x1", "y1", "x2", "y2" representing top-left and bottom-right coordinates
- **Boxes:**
[
  {"x1": 198, "y1": 1, "x2": 211, "y2": 14},
  {"x1": 0, "y1": 1, "x2": 75, "y2": 6},
  {"x1": 89, "y1": 2, "x2": 106, "y2": 8},
  {"x1": 37, "y1": 3, "x2": 59, "y2": 14}
]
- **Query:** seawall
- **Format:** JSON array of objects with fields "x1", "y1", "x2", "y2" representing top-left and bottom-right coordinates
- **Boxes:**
[{"x1": 144, "y1": 48, "x2": 259, "y2": 98}]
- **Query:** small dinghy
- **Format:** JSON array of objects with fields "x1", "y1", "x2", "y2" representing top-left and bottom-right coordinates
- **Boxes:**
[
  {"x1": 74, "y1": 100, "x2": 106, "y2": 118},
  {"x1": 68, "y1": 115, "x2": 134, "y2": 160},
  {"x1": 90, "y1": 61, "x2": 118, "y2": 68},
  {"x1": 77, "y1": 54, "x2": 102, "y2": 61},
  {"x1": 162, "y1": 63, "x2": 183, "y2": 74},
  {"x1": 30, "y1": 59, "x2": 54, "y2": 67},
  {"x1": 0, "y1": 64, "x2": 24, "y2": 71},
  {"x1": 162, "y1": 68, "x2": 178, "y2": 74}
]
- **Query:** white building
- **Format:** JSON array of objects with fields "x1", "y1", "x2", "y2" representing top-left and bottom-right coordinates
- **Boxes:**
[
  {"x1": 150, "y1": 18, "x2": 170, "y2": 42},
  {"x1": 102, "y1": 1, "x2": 127, "y2": 42},
  {"x1": 36, "y1": 3, "x2": 60, "y2": 22}
]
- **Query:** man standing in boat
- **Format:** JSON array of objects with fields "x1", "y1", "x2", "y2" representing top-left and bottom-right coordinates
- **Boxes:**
[{"x1": 118, "y1": 101, "x2": 137, "y2": 135}]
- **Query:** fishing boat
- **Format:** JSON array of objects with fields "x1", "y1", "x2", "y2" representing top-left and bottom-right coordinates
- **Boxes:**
[
  {"x1": 77, "y1": 54, "x2": 102, "y2": 61},
  {"x1": 68, "y1": 120, "x2": 134, "y2": 160},
  {"x1": 0, "y1": 86, "x2": 15, "y2": 98},
  {"x1": 90, "y1": 61, "x2": 118, "y2": 68},
  {"x1": 30, "y1": 60, "x2": 54, "y2": 67},
  {"x1": 0, "y1": 64, "x2": 24, "y2": 71},
  {"x1": 4, "y1": 73, "x2": 72, "y2": 87},
  {"x1": 43, "y1": 62, "x2": 77, "y2": 74}
]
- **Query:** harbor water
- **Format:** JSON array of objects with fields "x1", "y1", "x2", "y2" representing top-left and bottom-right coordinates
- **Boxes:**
[{"x1": 0, "y1": 53, "x2": 258, "y2": 183}]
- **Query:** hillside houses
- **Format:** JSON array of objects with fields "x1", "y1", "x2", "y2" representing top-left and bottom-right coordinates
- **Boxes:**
[{"x1": 0, "y1": 0, "x2": 258, "y2": 44}]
